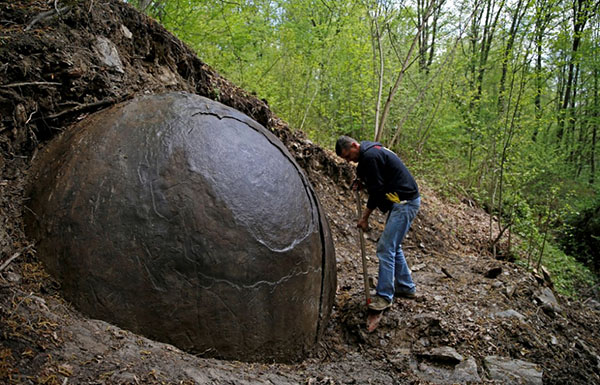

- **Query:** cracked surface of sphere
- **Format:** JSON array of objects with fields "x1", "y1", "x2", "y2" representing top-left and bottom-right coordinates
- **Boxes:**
[{"x1": 25, "y1": 92, "x2": 336, "y2": 362}]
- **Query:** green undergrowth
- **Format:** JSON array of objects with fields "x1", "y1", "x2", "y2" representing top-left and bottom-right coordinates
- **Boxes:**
[
  {"x1": 520, "y1": 242, "x2": 598, "y2": 298},
  {"x1": 416, "y1": 161, "x2": 598, "y2": 299}
]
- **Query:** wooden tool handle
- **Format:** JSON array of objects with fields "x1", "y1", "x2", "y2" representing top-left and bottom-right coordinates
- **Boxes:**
[{"x1": 355, "y1": 190, "x2": 371, "y2": 305}]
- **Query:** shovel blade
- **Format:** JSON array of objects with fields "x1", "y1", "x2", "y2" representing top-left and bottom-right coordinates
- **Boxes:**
[{"x1": 366, "y1": 309, "x2": 383, "y2": 333}]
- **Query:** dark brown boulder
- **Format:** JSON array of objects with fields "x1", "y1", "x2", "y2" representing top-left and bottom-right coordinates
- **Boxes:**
[{"x1": 24, "y1": 92, "x2": 336, "y2": 362}]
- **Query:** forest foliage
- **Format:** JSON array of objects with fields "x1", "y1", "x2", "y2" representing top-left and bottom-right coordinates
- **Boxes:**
[{"x1": 129, "y1": 0, "x2": 599, "y2": 291}]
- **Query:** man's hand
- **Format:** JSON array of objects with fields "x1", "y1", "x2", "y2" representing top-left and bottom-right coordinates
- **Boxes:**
[
  {"x1": 351, "y1": 179, "x2": 363, "y2": 191},
  {"x1": 357, "y1": 206, "x2": 372, "y2": 231},
  {"x1": 357, "y1": 217, "x2": 368, "y2": 231}
]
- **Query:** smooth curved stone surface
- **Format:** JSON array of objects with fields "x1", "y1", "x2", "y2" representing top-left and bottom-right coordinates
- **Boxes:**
[{"x1": 25, "y1": 92, "x2": 336, "y2": 362}]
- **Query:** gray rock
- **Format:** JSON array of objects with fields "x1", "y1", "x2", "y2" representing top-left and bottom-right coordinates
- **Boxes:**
[
  {"x1": 420, "y1": 346, "x2": 464, "y2": 365},
  {"x1": 412, "y1": 263, "x2": 426, "y2": 272},
  {"x1": 120, "y1": 24, "x2": 133, "y2": 39},
  {"x1": 156, "y1": 66, "x2": 178, "y2": 86},
  {"x1": 5, "y1": 271, "x2": 21, "y2": 283},
  {"x1": 414, "y1": 313, "x2": 442, "y2": 329},
  {"x1": 411, "y1": 355, "x2": 480, "y2": 384},
  {"x1": 535, "y1": 287, "x2": 562, "y2": 313},
  {"x1": 494, "y1": 309, "x2": 526, "y2": 322},
  {"x1": 111, "y1": 371, "x2": 139, "y2": 383},
  {"x1": 505, "y1": 284, "x2": 516, "y2": 297},
  {"x1": 95, "y1": 36, "x2": 124, "y2": 73},
  {"x1": 484, "y1": 356, "x2": 542, "y2": 385},
  {"x1": 585, "y1": 299, "x2": 600, "y2": 311},
  {"x1": 454, "y1": 357, "x2": 481, "y2": 383}
]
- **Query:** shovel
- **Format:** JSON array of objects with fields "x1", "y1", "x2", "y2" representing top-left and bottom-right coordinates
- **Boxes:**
[
  {"x1": 354, "y1": 189, "x2": 371, "y2": 306},
  {"x1": 355, "y1": 189, "x2": 384, "y2": 332}
]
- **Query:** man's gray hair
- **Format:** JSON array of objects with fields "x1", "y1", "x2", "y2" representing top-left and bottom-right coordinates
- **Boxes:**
[{"x1": 335, "y1": 136, "x2": 358, "y2": 156}]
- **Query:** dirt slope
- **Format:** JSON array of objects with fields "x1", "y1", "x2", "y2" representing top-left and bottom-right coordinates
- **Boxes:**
[{"x1": 1, "y1": 1, "x2": 600, "y2": 384}]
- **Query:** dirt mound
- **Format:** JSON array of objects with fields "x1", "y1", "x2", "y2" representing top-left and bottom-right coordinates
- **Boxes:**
[
  {"x1": 1, "y1": 1, "x2": 600, "y2": 384},
  {"x1": 0, "y1": 0, "x2": 274, "y2": 152}
]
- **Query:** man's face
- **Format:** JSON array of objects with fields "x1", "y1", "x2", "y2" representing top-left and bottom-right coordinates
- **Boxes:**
[{"x1": 339, "y1": 142, "x2": 360, "y2": 163}]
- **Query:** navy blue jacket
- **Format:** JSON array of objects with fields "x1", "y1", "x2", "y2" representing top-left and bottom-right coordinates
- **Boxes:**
[{"x1": 357, "y1": 141, "x2": 419, "y2": 213}]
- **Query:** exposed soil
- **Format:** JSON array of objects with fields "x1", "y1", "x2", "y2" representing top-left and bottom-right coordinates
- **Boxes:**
[{"x1": 2, "y1": 1, "x2": 600, "y2": 384}]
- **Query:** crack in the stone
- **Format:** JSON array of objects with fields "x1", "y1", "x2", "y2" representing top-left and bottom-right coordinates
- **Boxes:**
[{"x1": 194, "y1": 265, "x2": 322, "y2": 293}]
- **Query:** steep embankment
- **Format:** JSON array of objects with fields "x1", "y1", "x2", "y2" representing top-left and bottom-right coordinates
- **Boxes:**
[{"x1": 1, "y1": 1, "x2": 600, "y2": 384}]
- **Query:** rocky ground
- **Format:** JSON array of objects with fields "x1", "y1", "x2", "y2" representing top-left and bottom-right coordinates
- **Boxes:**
[{"x1": 1, "y1": 1, "x2": 600, "y2": 384}]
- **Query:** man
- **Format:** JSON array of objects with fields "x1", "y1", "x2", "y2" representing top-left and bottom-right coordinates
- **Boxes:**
[{"x1": 336, "y1": 136, "x2": 420, "y2": 311}]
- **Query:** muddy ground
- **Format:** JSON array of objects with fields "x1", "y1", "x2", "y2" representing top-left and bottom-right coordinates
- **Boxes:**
[{"x1": 1, "y1": 1, "x2": 600, "y2": 384}]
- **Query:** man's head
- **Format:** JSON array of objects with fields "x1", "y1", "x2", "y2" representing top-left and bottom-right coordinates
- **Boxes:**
[{"x1": 335, "y1": 136, "x2": 360, "y2": 163}]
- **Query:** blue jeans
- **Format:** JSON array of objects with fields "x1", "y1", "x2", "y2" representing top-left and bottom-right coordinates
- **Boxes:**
[{"x1": 375, "y1": 197, "x2": 420, "y2": 302}]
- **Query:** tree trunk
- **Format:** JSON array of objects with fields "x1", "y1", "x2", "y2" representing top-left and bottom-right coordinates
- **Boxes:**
[
  {"x1": 418, "y1": 0, "x2": 429, "y2": 72},
  {"x1": 557, "y1": 0, "x2": 591, "y2": 143},
  {"x1": 418, "y1": 0, "x2": 445, "y2": 74},
  {"x1": 532, "y1": 0, "x2": 549, "y2": 141},
  {"x1": 374, "y1": 1, "x2": 436, "y2": 143},
  {"x1": 497, "y1": 0, "x2": 528, "y2": 114},
  {"x1": 389, "y1": 31, "x2": 464, "y2": 148},
  {"x1": 371, "y1": 7, "x2": 385, "y2": 141},
  {"x1": 567, "y1": 64, "x2": 580, "y2": 163},
  {"x1": 475, "y1": 0, "x2": 505, "y2": 105},
  {"x1": 592, "y1": 66, "x2": 598, "y2": 184},
  {"x1": 137, "y1": 0, "x2": 155, "y2": 13},
  {"x1": 426, "y1": 2, "x2": 441, "y2": 73},
  {"x1": 496, "y1": 53, "x2": 528, "y2": 237}
]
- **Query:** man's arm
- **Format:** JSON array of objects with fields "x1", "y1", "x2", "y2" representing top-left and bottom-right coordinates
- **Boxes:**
[{"x1": 358, "y1": 153, "x2": 386, "y2": 208}]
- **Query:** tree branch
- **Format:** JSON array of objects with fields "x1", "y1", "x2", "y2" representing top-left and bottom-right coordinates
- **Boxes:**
[
  {"x1": 25, "y1": 6, "x2": 70, "y2": 31},
  {"x1": 0, "y1": 252, "x2": 20, "y2": 272},
  {"x1": 1, "y1": 82, "x2": 61, "y2": 88},
  {"x1": 45, "y1": 98, "x2": 116, "y2": 120}
]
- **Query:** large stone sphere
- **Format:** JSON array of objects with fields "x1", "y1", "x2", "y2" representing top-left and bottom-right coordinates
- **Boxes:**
[{"x1": 25, "y1": 92, "x2": 336, "y2": 362}]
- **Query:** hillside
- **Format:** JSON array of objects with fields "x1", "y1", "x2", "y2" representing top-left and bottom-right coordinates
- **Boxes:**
[{"x1": 1, "y1": 1, "x2": 600, "y2": 384}]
